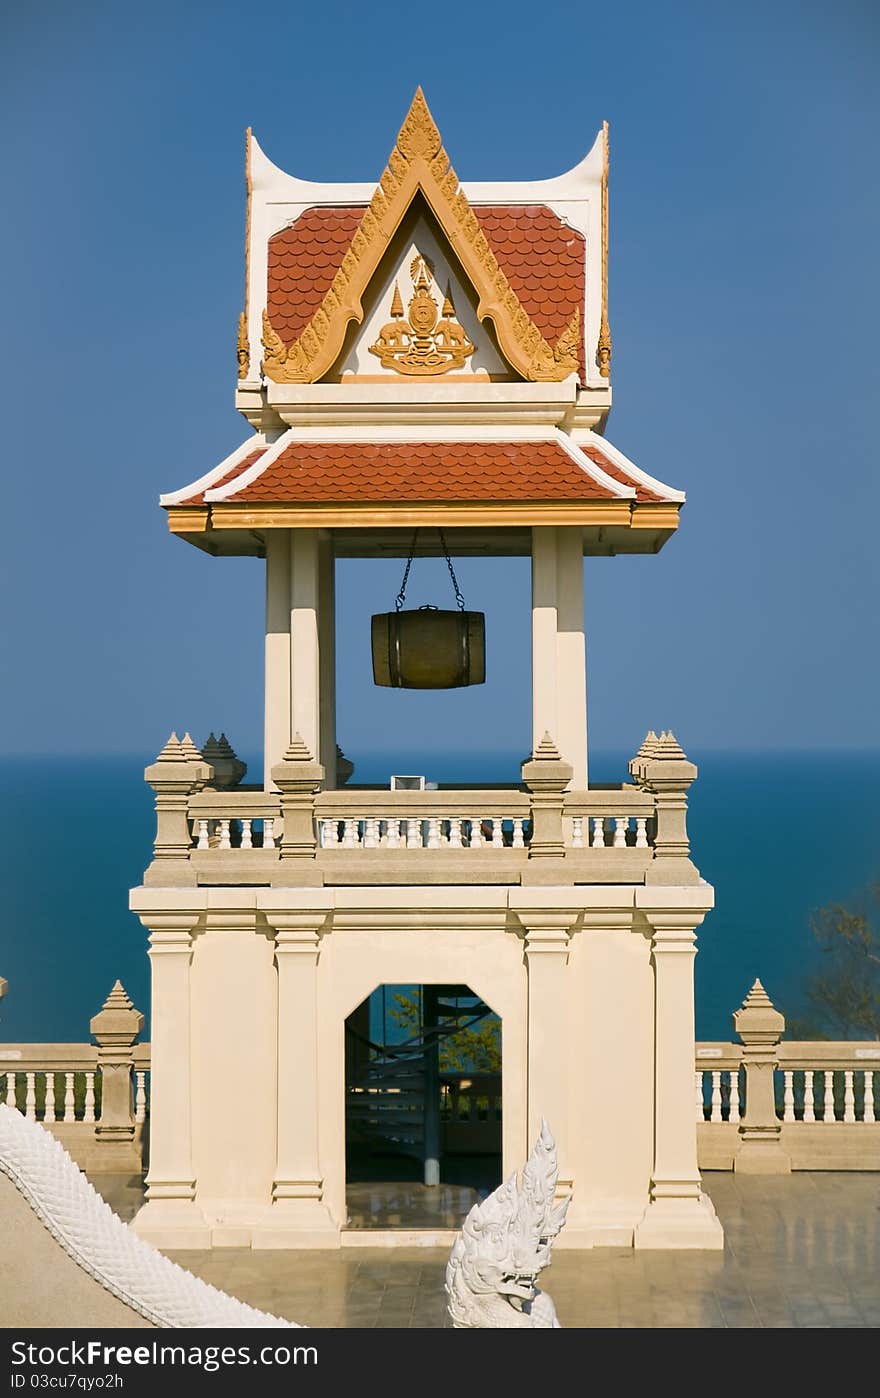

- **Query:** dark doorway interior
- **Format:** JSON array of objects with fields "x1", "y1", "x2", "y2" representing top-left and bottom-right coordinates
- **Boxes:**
[{"x1": 345, "y1": 984, "x2": 501, "y2": 1229}]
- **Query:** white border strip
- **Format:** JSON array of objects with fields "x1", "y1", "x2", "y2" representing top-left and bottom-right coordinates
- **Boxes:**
[
  {"x1": 160, "y1": 436, "x2": 268, "y2": 507},
  {"x1": 575, "y1": 430, "x2": 686, "y2": 503},
  {"x1": 552, "y1": 430, "x2": 634, "y2": 499},
  {"x1": 204, "y1": 429, "x2": 296, "y2": 502}
]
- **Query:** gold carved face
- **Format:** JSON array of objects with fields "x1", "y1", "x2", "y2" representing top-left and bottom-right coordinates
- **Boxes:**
[{"x1": 369, "y1": 254, "x2": 474, "y2": 376}]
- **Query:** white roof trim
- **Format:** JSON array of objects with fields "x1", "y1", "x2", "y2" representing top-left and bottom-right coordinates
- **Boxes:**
[
  {"x1": 576, "y1": 431, "x2": 686, "y2": 504},
  {"x1": 553, "y1": 430, "x2": 634, "y2": 499},
  {"x1": 160, "y1": 436, "x2": 266, "y2": 507},
  {"x1": 204, "y1": 429, "x2": 296, "y2": 503}
]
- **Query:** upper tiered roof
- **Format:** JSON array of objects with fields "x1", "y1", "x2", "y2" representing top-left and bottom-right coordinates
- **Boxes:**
[{"x1": 163, "y1": 91, "x2": 685, "y2": 557}]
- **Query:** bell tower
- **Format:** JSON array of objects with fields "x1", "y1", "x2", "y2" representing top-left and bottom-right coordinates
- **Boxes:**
[{"x1": 131, "y1": 91, "x2": 722, "y2": 1253}]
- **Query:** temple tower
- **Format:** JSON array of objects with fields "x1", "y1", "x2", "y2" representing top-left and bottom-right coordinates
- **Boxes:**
[{"x1": 130, "y1": 92, "x2": 722, "y2": 1250}]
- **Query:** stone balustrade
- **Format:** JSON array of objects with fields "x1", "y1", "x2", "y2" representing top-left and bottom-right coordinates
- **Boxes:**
[
  {"x1": 696, "y1": 982, "x2": 880, "y2": 1172},
  {"x1": 0, "y1": 983, "x2": 150, "y2": 1173}
]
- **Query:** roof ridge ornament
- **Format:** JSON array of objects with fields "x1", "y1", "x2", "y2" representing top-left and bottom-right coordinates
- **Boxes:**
[
  {"x1": 261, "y1": 88, "x2": 580, "y2": 385},
  {"x1": 596, "y1": 119, "x2": 611, "y2": 378}
]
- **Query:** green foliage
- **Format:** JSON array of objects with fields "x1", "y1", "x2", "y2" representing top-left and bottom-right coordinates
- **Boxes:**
[
  {"x1": 796, "y1": 883, "x2": 880, "y2": 1039},
  {"x1": 388, "y1": 990, "x2": 501, "y2": 1072}
]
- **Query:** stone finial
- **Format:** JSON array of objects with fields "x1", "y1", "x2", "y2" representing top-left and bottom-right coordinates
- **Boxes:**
[
  {"x1": 533, "y1": 732, "x2": 561, "y2": 762},
  {"x1": 154, "y1": 732, "x2": 186, "y2": 762},
  {"x1": 639, "y1": 728, "x2": 697, "y2": 792},
  {"x1": 629, "y1": 730, "x2": 660, "y2": 783},
  {"x1": 90, "y1": 980, "x2": 145, "y2": 1048},
  {"x1": 178, "y1": 731, "x2": 202, "y2": 759},
  {"x1": 734, "y1": 978, "x2": 785, "y2": 1046},
  {"x1": 656, "y1": 730, "x2": 686, "y2": 759},
  {"x1": 271, "y1": 733, "x2": 325, "y2": 794},
  {"x1": 201, "y1": 732, "x2": 246, "y2": 788},
  {"x1": 336, "y1": 744, "x2": 354, "y2": 785},
  {"x1": 284, "y1": 734, "x2": 315, "y2": 763}
]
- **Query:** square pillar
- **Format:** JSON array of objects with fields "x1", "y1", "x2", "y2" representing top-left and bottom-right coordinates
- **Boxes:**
[
  {"x1": 130, "y1": 911, "x2": 210, "y2": 1249},
  {"x1": 264, "y1": 532, "x2": 291, "y2": 790},
  {"x1": 318, "y1": 533, "x2": 337, "y2": 789},
  {"x1": 290, "y1": 529, "x2": 321, "y2": 767},
  {"x1": 530, "y1": 526, "x2": 587, "y2": 787},
  {"x1": 519, "y1": 909, "x2": 574, "y2": 1192},
  {"x1": 253, "y1": 911, "x2": 338, "y2": 1248},
  {"x1": 634, "y1": 899, "x2": 723, "y2": 1249}
]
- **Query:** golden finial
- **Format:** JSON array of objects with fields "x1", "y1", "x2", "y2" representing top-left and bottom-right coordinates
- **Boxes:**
[
  {"x1": 390, "y1": 281, "x2": 404, "y2": 317},
  {"x1": 442, "y1": 282, "x2": 455, "y2": 317},
  {"x1": 596, "y1": 119, "x2": 611, "y2": 378}
]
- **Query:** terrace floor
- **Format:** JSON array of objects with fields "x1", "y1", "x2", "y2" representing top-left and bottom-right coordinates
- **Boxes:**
[{"x1": 95, "y1": 1172, "x2": 880, "y2": 1328}]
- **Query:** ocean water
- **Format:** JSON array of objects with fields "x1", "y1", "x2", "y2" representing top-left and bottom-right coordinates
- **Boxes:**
[{"x1": 0, "y1": 750, "x2": 877, "y2": 1044}]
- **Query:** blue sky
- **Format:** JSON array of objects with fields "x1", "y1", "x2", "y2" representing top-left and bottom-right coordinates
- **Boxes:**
[{"x1": 1, "y1": 0, "x2": 877, "y2": 761}]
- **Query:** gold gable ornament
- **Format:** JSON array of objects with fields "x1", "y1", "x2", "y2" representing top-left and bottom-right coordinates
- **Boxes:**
[{"x1": 369, "y1": 255, "x2": 475, "y2": 376}]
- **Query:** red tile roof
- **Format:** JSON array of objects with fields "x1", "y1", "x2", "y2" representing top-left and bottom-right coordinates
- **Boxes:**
[
  {"x1": 209, "y1": 441, "x2": 623, "y2": 505},
  {"x1": 267, "y1": 206, "x2": 365, "y2": 345},
  {"x1": 474, "y1": 206, "x2": 585, "y2": 381},
  {"x1": 183, "y1": 451, "x2": 266, "y2": 505},
  {"x1": 266, "y1": 203, "x2": 586, "y2": 380}
]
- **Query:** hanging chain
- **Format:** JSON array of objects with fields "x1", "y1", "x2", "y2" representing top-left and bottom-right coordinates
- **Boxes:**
[
  {"x1": 439, "y1": 529, "x2": 466, "y2": 611},
  {"x1": 394, "y1": 527, "x2": 466, "y2": 612},
  {"x1": 395, "y1": 530, "x2": 419, "y2": 611}
]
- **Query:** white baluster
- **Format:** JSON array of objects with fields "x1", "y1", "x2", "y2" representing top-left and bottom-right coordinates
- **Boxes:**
[
  {"x1": 406, "y1": 819, "x2": 421, "y2": 849},
  {"x1": 635, "y1": 817, "x2": 649, "y2": 849},
  {"x1": 385, "y1": 820, "x2": 401, "y2": 850},
  {"x1": 427, "y1": 818, "x2": 441, "y2": 849},
  {"x1": 262, "y1": 817, "x2": 275, "y2": 848},
  {"x1": 343, "y1": 819, "x2": 358, "y2": 848},
  {"x1": 240, "y1": 818, "x2": 253, "y2": 849},
  {"x1": 491, "y1": 819, "x2": 504, "y2": 849},
  {"x1": 44, "y1": 1071, "x2": 56, "y2": 1122},
  {"x1": 591, "y1": 817, "x2": 605, "y2": 848},
  {"x1": 695, "y1": 1071, "x2": 705, "y2": 1122},
  {"x1": 364, "y1": 817, "x2": 379, "y2": 850},
  {"x1": 783, "y1": 1071, "x2": 795, "y2": 1123},
  {"x1": 729, "y1": 1069, "x2": 741, "y2": 1123},
  {"x1": 843, "y1": 1070, "x2": 855, "y2": 1123},
  {"x1": 512, "y1": 819, "x2": 525, "y2": 850},
  {"x1": 449, "y1": 819, "x2": 463, "y2": 850},
  {"x1": 83, "y1": 1071, "x2": 96, "y2": 1124},
  {"x1": 803, "y1": 1070, "x2": 815, "y2": 1122},
  {"x1": 63, "y1": 1072, "x2": 75, "y2": 1123},
  {"x1": 135, "y1": 1071, "x2": 147, "y2": 1123},
  {"x1": 710, "y1": 1071, "x2": 722, "y2": 1123},
  {"x1": 823, "y1": 1071, "x2": 835, "y2": 1123},
  {"x1": 571, "y1": 817, "x2": 584, "y2": 849},
  {"x1": 218, "y1": 819, "x2": 231, "y2": 850},
  {"x1": 469, "y1": 818, "x2": 482, "y2": 849},
  {"x1": 196, "y1": 819, "x2": 209, "y2": 850},
  {"x1": 613, "y1": 817, "x2": 627, "y2": 848},
  {"x1": 0, "y1": 1074, "x2": 7, "y2": 1107},
  {"x1": 864, "y1": 1072, "x2": 875, "y2": 1124},
  {"x1": 25, "y1": 1072, "x2": 36, "y2": 1121}
]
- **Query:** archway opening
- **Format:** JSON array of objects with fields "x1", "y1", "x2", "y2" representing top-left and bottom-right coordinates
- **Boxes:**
[{"x1": 345, "y1": 983, "x2": 502, "y2": 1230}]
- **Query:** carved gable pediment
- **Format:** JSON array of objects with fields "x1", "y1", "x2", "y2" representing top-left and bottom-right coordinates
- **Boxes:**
[{"x1": 261, "y1": 89, "x2": 580, "y2": 386}]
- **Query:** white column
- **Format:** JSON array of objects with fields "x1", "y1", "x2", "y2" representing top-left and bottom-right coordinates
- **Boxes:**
[
  {"x1": 318, "y1": 533, "x2": 337, "y2": 788},
  {"x1": 264, "y1": 531, "x2": 291, "y2": 790},
  {"x1": 555, "y1": 526, "x2": 588, "y2": 790},
  {"x1": 254, "y1": 912, "x2": 337, "y2": 1247},
  {"x1": 521, "y1": 911, "x2": 573, "y2": 1190},
  {"x1": 130, "y1": 912, "x2": 210, "y2": 1248},
  {"x1": 290, "y1": 530, "x2": 321, "y2": 764},
  {"x1": 634, "y1": 905, "x2": 723, "y2": 1249},
  {"x1": 530, "y1": 526, "x2": 587, "y2": 787}
]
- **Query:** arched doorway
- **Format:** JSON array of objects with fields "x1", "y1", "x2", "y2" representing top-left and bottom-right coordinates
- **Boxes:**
[{"x1": 344, "y1": 983, "x2": 502, "y2": 1230}]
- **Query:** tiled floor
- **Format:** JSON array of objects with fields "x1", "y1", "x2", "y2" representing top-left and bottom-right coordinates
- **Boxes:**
[{"x1": 97, "y1": 1172, "x2": 880, "y2": 1328}]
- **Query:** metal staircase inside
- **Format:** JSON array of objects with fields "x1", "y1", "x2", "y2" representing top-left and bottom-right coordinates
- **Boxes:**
[{"x1": 345, "y1": 987, "x2": 494, "y2": 1161}]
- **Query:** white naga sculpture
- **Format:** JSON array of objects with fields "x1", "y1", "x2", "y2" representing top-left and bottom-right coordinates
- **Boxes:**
[
  {"x1": 0, "y1": 1105, "x2": 298, "y2": 1328},
  {"x1": 445, "y1": 1120, "x2": 569, "y2": 1328}
]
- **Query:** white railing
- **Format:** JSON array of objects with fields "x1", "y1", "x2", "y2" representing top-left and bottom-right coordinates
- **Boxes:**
[
  {"x1": 319, "y1": 815, "x2": 529, "y2": 850},
  {"x1": 0, "y1": 1049, "x2": 151, "y2": 1128},
  {"x1": 776, "y1": 1043, "x2": 880, "y2": 1123},
  {"x1": 188, "y1": 790, "x2": 281, "y2": 851},
  {"x1": 565, "y1": 789, "x2": 656, "y2": 851}
]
